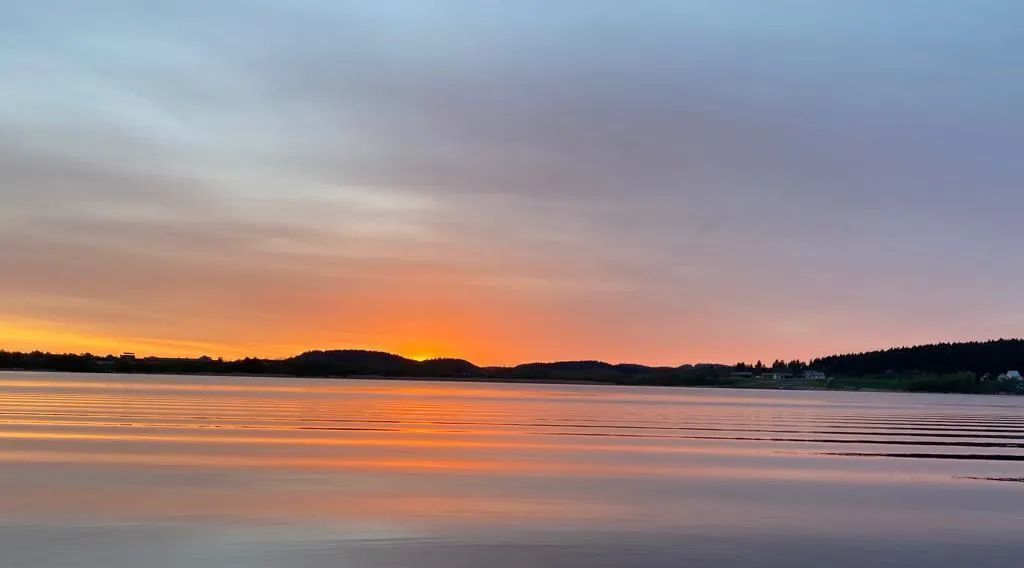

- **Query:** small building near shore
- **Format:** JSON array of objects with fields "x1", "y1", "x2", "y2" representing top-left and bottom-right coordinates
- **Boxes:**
[
  {"x1": 761, "y1": 370, "x2": 793, "y2": 381},
  {"x1": 803, "y1": 370, "x2": 826, "y2": 380}
]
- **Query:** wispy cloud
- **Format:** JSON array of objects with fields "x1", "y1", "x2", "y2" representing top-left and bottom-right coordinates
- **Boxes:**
[{"x1": 2, "y1": 1, "x2": 1023, "y2": 364}]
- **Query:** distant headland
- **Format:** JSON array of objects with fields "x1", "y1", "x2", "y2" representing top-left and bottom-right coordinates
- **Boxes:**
[{"x1": 2, "y1": 339, "x2": 1023, "y2": 394}]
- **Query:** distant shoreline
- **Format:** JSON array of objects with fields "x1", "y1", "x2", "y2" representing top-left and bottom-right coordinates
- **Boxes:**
[
  {"x1": 0, "y1": 367, "x2": 638, "y2": 387},
  {"x1": 3, "y1": 339, "x2": 1022, "y2": 395},
  {"x1": 5, "y1": 367, "x2": 1021, "y2": 396}
]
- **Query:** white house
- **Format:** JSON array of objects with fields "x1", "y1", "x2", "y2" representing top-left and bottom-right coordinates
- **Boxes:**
[
  {"x1": 997, "y1": 370, "x2": 1022, "y2": 381},
  {"x1": 761, "y1": 370, "x2": 792, "y2": 381}
]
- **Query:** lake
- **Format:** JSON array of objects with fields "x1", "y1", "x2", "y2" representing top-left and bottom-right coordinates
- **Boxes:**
[{"x1": 1, "y1": 371, "x2": 1022, "y2": 567}]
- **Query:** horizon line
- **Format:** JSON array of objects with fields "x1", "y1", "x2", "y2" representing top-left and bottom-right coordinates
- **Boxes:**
[{"x1": 4, "y1": 337, "x2": 1022, "y2": 369}]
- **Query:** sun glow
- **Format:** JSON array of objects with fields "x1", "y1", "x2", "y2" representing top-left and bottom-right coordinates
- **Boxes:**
[{"x1": 0, "y1": 319, "x2": 257, "y2": 359}]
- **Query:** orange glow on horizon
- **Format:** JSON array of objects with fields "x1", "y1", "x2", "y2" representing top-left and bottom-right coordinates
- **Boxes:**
[
  {"x1": 0, "y1": 319, "x2": 265, "y2": 359},
  {"x1": 0, "y1": 319, "x2": 449, "y2": 362},
  {"x1": 0, "y1": 314, "x2": 953, "y2": 367},
  {"x1": 0, "y1": 318, "x2": 492, "y2": 364}
]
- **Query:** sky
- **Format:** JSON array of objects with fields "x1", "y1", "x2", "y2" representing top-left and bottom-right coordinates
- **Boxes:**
[{"x1": 2, "y1": 1, "x2": 1023, "y2": 366}]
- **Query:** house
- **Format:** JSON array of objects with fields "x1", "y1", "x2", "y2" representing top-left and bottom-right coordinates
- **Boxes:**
[
  {"x1": 761, "y1": 370, "x2": 793, "y2": 381},
  {"x1": 1004, "y1": 371, "x2": 1022, "y2": 381},
  {"x1": 803, "y1": 370, "x2": 826, "y2": 380},
  {"x1": 761, "y1": 369, "x2": 818, "y2": 389}
]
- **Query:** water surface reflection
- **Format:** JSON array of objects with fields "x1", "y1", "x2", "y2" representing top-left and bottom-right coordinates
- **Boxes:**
[{"x1": 1, "y1": 372, "x2": 1023, "y2": 567}]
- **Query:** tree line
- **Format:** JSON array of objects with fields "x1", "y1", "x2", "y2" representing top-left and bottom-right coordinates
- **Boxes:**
[{"x1": 2, "y1": 339, "x2": 1022, "y2": 393}]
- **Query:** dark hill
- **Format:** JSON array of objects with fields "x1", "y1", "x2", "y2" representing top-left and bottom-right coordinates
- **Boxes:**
[
  {"x1": 3, "y1": 339, "x2": 1022, "y2": 393},
  {"x1": 287, "y1": 350, "x2": 479, "y2": 377},
  {"x1": 501, "y1": 360, "x2": 625, "y2": 381},
  {"x1": 810, "y1": 339, "x2": 1024, "y2": 376}
]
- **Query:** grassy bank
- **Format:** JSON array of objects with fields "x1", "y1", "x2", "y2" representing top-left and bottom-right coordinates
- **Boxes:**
[{"x1": 822, "y1": 372, "x2": 1022, "y2": 394}]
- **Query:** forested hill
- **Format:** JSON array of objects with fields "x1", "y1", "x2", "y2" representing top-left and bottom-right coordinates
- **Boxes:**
[
  {"x1": 810, "y1": 339, "x2": 1024, "y2": 376},
  {"x1": 3, "y1": 339, "x2": 1023, "y2": 386}
]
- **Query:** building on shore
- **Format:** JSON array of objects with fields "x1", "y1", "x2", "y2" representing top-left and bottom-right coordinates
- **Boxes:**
[{"x1": 761, "y1": 370, "x2": 793, "y2": 381}]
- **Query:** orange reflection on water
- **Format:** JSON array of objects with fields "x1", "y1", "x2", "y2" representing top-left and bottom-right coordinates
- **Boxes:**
[
  {"x1": 0, "y1": 447, "x2": 961, "y2": 486},
  {"x1": 0, "y1": 428, "x2": 827, "y2": 459},
  {"x1": 4, "y1": 369, "x2": 1024, "y2": 554}
]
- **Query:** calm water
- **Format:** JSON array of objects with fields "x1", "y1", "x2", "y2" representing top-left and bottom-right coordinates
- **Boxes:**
[{"x1": 1, "y1": 371, "x2": 1023, "y2": 567}]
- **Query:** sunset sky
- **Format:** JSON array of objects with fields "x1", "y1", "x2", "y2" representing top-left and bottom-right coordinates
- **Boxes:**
[{"x1": 2, "y1": 1, "x2": 1022, "y2": 365}]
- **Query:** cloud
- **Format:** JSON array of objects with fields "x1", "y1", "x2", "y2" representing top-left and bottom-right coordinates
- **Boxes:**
[{"x1": 2, "y1": 1, "x2": 1023, "y2": 363}]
